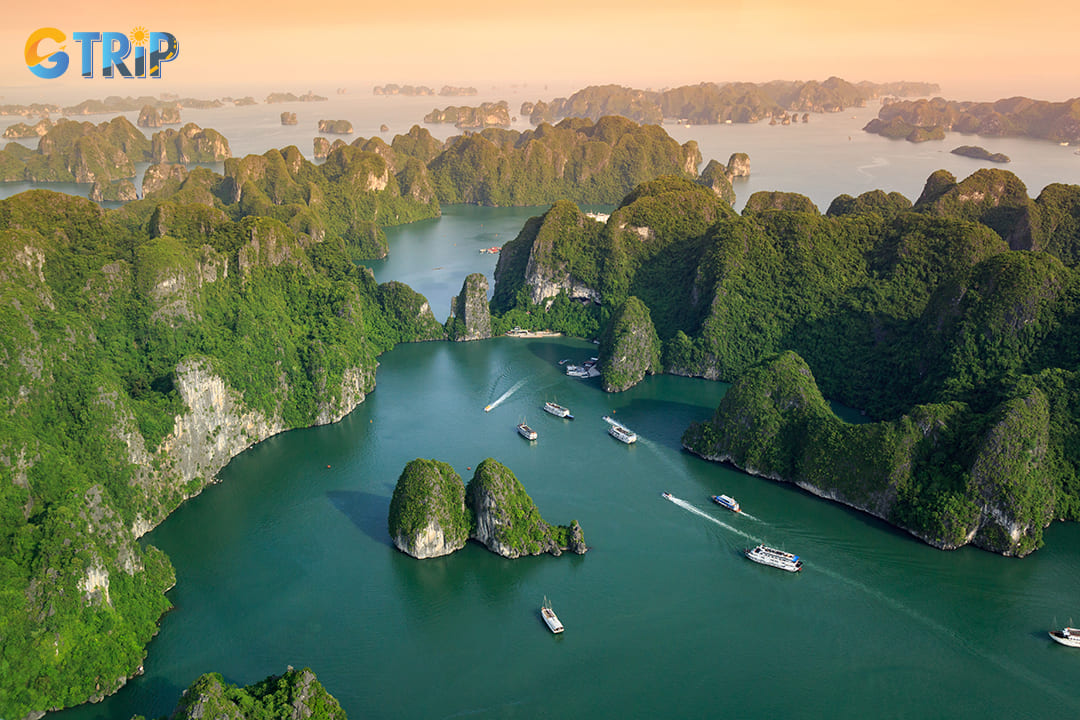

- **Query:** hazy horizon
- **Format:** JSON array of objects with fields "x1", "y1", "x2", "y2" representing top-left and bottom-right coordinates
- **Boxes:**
[{"x1": 3, "y1": 1, "x2": 1078, "y2": 105}]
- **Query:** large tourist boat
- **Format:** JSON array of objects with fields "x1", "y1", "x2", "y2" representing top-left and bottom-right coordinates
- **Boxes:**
[
  {"x1": 517, "y1": 421, "x2": 537, "y2": 441},
  {"x1": 712, "y1": 494, "x2": 741, "y2": 513},
  {"x1": 607, "y1": 423, "x2": 637, "y2": 444},
  {"x1": 543, "y1": 401, "x2": 574, "y2": 420},
  {"x1": 745, "y1": 544, "x2": 802, "y2": 572},
  {"x1": 1049, "y1": 627, "x2": 1080, "y2": 647},
  {"x1": 541, "y1": 596, "x2": 564, "y2": 634}
]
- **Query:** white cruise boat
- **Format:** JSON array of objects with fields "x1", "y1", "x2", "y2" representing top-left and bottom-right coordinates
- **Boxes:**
[
  {"x1": 543, "y1": 401, "x2": 574, "y2": 420},
  {"x1": 1049, "y1": 628, "x2": 1080, "y2": 647},
  {"x1": 607, "y1": 423, "x2": 637, "y2": 444},
  {"x1": 745, "y1": 544, "x2": 802, "y2": 572},
  {"x1": 541, "y1": 596, "x2": 564, "y2": 634},
  {"x1": 517, "y1": 421, "x2": 537, "y2": 441},
  {"x1": 712, "y1": 494, "x2": 740, "y2": 513}
]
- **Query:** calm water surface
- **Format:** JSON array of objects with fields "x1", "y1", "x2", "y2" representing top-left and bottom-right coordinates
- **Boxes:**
[
  {"x1": 9, "y1": 92, "x2": 1080, "y2": 719},
  {"x1": 52, "y1": 331, "x2": 1080, "y2": 720}
]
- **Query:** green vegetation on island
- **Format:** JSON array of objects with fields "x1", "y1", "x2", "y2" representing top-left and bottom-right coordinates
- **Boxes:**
[
  {"x1": 137, "y1": 103, "x2": 181, "y2": 128},
  {"x1": 446, "y1": 273, "x2": 493, "y2": 341},
  {"x1": 0, "y1": 116, "x2": 229, "y2": 186},
  {"x1": 139, "y1": 666, "x2": 347, "y2": 720},
  {"x1": 318, "y1": 119, "x2": 354, "y2": 134},
  {"x1": 428, "y1": 115, "x2": 703, "y2": 206},
  {"x1": 388, "y1": 459, "x2": 471, "y2": 558},
  {"x1": 0, "y1": 186, "x2": 446, "y2": 719},
  {"x1": 521, "y1": 78, "x2": 938, "y2": 126},
  {"x1": 423, "y1": 101, "x2": 512, "y2": 129},
  {"x1": 951, "y1": 145, "x2": 1011, "y2": 163},
  {"x1": 387, "y1": 458, "x2": 586, "y2": 559},
  {"x1": 598, "y1": 296, "x2": 661, "y2": 392},
  {"x1": 487, "y1": 168, "x2": 1080, "y2": 556}
]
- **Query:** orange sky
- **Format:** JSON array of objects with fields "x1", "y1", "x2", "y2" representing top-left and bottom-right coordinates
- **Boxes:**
[{"x1": 2, "y1": 1, "x2": 1078, "y2": 100}]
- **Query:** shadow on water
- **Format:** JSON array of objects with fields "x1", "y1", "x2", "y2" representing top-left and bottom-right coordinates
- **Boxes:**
[
  {"x1": 610, "y1": 397, "x2": 722, "y2": 451},
  {"x1": 524, "y1": 338, "x2": 598, "y2": 364},
  {"x1": 327, "y1": 490, "x2": 392, "y2": 547},
  {"x1": 57, "y1": 672, "x2": 186, "y2": 720}
]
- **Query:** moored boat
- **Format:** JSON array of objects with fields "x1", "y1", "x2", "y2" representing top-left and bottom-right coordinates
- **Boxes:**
[
  {"x1": 517, "y1": 421, "x2": 537, "y2": 441},
  {"x1": 712, "y1": 494, "x2": 740, "y2": 513},
  {"x1": 1049, "y1": 628, "x2": 1080, "y2": 647},
  {"x1": 543, "y1": 401, "x2": 574, "y2": 420},
  {"x1": 541, "y1": 596, "x2": 564, "y2": 634},
  {"x1": 745, "y1": 544, "x2": 802, "y2": 572}
]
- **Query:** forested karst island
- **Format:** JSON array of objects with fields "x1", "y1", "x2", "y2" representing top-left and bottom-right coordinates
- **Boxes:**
[
  {"x1": 487, "y1": 169, "x2": 1080, "y2": 557},
  {"x1": 520, "y1": 78, "x2": 938, "y2": 126},
  {"x1": 135, "y1": 667, "x2": 347, "y2": 720},
  {"x1": 388, "y1": 458, "x2": 586, "y2": 559},
  {"x1": 864, "y1": 95, "x2": 1080, "y2": 144}
]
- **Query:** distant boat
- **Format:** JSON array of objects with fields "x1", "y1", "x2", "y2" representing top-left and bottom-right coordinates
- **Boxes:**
[
  {"x1": 745, "y1": 544, "x2": 802, "y2": 572},
  {"x1": 484, "y1": 404, "x2": 494, "y2": 412},
  {"x1": 1049, "y1": 628, "x2": 1080, "y2": 647},
  {"x1": 712, "y1": 494, "x2": 740, "y2": 513},
  {"x1": 543, "y1": 401, "x2": 574, "y2": 420},
  {"x1": 517, "y1": 420, "x2": 537, "y2": 441},
  {"x1": 541, "y1": 596, "x2": 564, "y2": 634},
  {"x1": 661, "y1": 492, "x2": 672, "y2": 500}
]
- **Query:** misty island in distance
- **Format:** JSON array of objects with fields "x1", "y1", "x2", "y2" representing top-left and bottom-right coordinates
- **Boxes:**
[
  {"x1": 424, "y1": 100, "x2": 512, "y2": 129},
  {"x1": 864, "y1": 96, "x2": 1080, "y2": 145},
  {"x1": 374, "y1": 84, "x2": 478, "y2": 96},
  {"x1": 516, "y1": 78, "x2": 940, "y2": 125},
  {"x1": 951, "y1": 145, "x2": 1011, "y2": 163}
]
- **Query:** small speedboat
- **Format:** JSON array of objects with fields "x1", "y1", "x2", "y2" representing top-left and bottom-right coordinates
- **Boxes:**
[{"x1": 661, "y1": 492, "x2": 672, "y2": 500}]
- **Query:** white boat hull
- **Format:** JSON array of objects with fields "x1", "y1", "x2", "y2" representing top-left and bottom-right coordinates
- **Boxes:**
[
  {"x1": 1050, "y1": 629, "x2": 1080, "y2": 647},
  {"x1": 542, "y1": 606, "x2": 564, "y2": 633},
  {"x1": 745, "y1": 544, "x2": 802, "y2": 572}
]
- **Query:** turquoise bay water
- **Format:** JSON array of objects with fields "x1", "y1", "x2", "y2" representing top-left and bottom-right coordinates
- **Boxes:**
[{"x1": 53, "y1": 333, "x2": 1080, "y2": 720}]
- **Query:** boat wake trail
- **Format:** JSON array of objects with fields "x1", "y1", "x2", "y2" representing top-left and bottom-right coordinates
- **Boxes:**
[
  {"x1": 665, "y1": 496, "x2": 759, "y2": 544},
  {"x1": 485, "y1": 379, "x2": 526, "y2": 412}
]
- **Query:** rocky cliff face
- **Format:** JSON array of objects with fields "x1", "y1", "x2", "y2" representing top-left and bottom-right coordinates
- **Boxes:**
[
  {"x1": 696, "y1": 159, "x2": 736, "y2": 205},
  {"x1": 388, "y1": 459, "x2": 470, "y2": 558},
  {"x1": 141, "y1": 163, "x2": 189, "y2": 198},
  {"x1": 466, "y1": 458, "x2": 586, "y2": 558},
  {"x1": 423, "y1": 101, "x2": 511, "y2": 129},
  {"x1": 137, "y1": 103, "x2": 181, "y2": 128},
  {"x1": 150, "y1": 123, "x2": 231, "y2": 164},
  {"x1": 448, "y1": 273, "x2": 492, "y2": 341},
  {"x1": 318, "y1": 119, "x2": 354, "y2": 134},
  {"x1": 89, "y1": 179, "x2": 138, "y2": 202},
  {"x1": 599, "y1": 296, "x2": 661, "y2": 392},
  {"x1": 387, "y1": 458, "x2": 586, "y2": 559},
  {"x1": 682, "y1": 351, "x2": 1058, "y2": 556}
]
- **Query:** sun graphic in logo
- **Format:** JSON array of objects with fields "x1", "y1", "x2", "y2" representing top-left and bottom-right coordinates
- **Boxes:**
[{"x1": 129, "y1": 26, "x2": 149, "y2": 46}]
